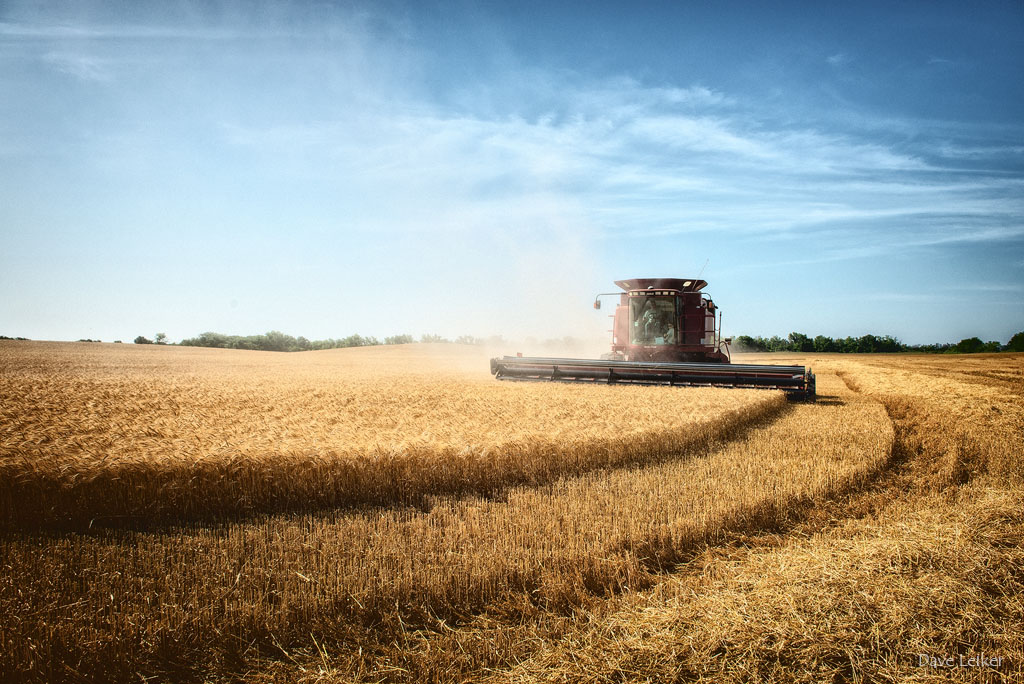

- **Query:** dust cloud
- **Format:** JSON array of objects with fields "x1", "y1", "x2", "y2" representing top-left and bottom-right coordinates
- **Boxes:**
[{"x1": 395, "y1": 211, "x2": 613, "y2": 361}]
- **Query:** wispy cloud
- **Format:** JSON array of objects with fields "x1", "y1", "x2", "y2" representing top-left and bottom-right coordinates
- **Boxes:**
[
  {"x1": 846, "y1": 284, "x2": 1022, "y2": 311},
  {"x1": 861, "y1": 292, "x2": 952, "y2": 302},
  {"x1": 934, "y1": 142, "x2": 1024, "y2": 159},
  {"x1": 5, "y1": 6, "x2": 1022, "y2": 283},
  {"x1": 1, "y1": 1, "x2": 1020, "y2": 345},
  {"x1": 960, "y1": 283, "x2": 1024, "y2": 292},
  {"x1": 0, "y1": 21, "x2": 250, "y2": 40},
  {"x1": 213, "y1": 71, "x2": 1023, "y2": 253},
  {"x1": 42, "y1": 51, "x2": 111, "y2": 81}
]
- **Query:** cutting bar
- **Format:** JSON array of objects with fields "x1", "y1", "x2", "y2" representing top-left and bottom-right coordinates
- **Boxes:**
[{"x1": 490, "y1": 356, "x2": 816, "y2": 400}]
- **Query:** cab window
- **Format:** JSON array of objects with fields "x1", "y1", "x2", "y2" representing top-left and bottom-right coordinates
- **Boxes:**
[{"x1": 629, "y1": 296, "x2": 677, "y2": 345}]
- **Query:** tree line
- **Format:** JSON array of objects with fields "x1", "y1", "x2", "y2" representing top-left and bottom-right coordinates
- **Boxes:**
[
  {"x1": 7, "y1": 330, "x2": 1022, "y2": 354},
  {"x1": 733, "y1": 332, "x2": 1024, "y2": 354},
  {"x1": 164, "y1": 331, "x2": 500, "y2": 352}
]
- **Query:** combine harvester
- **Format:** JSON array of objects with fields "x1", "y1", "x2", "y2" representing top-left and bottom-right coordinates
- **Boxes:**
[{"x1": 490, "y1": 278, "x2": 815, "y2": 400}]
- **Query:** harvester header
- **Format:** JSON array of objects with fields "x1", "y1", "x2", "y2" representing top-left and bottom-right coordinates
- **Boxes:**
[{"x1": 491, "y1": 277, "x2": 815, "y2": 400}]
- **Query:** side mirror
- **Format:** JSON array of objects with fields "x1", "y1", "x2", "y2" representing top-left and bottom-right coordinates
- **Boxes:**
[
  {"x1": 593, "y1": 299, "x2": 601, "y2": 310},
  {"x1": 723, "y1": 337, "x2": 733, "y2": 343}
]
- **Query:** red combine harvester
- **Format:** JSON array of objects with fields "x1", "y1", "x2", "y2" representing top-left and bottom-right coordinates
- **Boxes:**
[{"x1": 490, "y1": 277, "x2": 816, "y2": 400}]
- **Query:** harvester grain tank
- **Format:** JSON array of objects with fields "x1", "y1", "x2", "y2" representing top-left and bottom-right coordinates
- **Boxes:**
[{"x1": 490, "y1": 277, "x2": 815, "y2": 399}]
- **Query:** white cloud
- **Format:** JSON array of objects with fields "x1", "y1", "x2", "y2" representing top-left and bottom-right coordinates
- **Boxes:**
[
  {"x1": 960, "y1": 283, "x2": 1024, "y2": 292},
  {"x1": 13, "y1": 7, "x2": 1017, "y2": 267},
  {"x1": 626, "y1": 115, "x2": 772, "y2": 158},
  {"x1": 42, "y1": 52, "x2": 111, "y2": 82},
  {"x1": 2, "y1": 4, "x2": 1020, "y2": 344},
  {"x1": 212, "y1": 70, "x2": 1023, "y2": 253},
  {"x1": 862, "y1": 292, "x2": 950, "y2": 302},
  {"x1": 935, "y1": 142, "x2": 1024, "y2": 159},
  {"x1": 0, "y1": 21, "x2": 250, "y2": 40}
]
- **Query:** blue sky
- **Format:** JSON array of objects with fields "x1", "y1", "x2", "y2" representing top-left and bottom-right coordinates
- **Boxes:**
[{"x1": 1, "y1": 0, "x2": 1022, "y2": 346}]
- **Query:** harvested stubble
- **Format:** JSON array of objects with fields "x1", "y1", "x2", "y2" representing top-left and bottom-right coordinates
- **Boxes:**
[
  {"x1": 735, "y1": 351, "x2": 1024, "y2": 486},
  {"x1": 0, "y1": 371, "x2": 893, "y2": 682},
  {"x1": 0, "y1": 341, "x2": 783, "y2": 528},
  {"x1": 488, "y1": 486, "x2": 1024, "y2": 684},
  {"x1": 487, "y1": 355, "x2": 1024, "y2": 684},
  {"x1": 829, "y1": 353, "x2": 1024, "y2": 485}
]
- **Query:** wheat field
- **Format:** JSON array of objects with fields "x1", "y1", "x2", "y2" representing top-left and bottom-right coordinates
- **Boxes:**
[
  {"x1": 0, "y1": 341, "x2": 781, "y2": 528},
  {"x1": 488, "y1": 352, "x2": 1024, "y2": 684},
  {"x1": 1, "y1": 341, "x2": 1021, "y2": 683}
]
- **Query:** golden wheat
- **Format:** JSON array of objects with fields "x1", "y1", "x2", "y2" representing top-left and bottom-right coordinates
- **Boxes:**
[
  {"x1": 487, "y1": 353, "x2": 1024, "y2": 684},
  {"x1": 5, "y1": 344, "x2": 1016, "y2": 683},
  {"x1": 488, "y1": 486, "x2": 1024, "y2": 684},
  {"x1": 0, "y1": 341, "x2": 782, "y2": 527},
  {"x1": 0, "y1": 366, "x2": 891, "y2": 682}
]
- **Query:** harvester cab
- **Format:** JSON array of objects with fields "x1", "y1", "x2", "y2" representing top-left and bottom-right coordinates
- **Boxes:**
[
  {"x1": 491, "y1": 277, "x2": 816, "y2": 400},
  {"x1": 593, "y1": 278, "x2": 730, "y2": 364}
]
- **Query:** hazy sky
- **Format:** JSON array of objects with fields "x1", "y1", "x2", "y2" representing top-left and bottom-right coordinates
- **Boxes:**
[{"x1": 2, "y1": 0, "x2": 1022, "y2": 345}]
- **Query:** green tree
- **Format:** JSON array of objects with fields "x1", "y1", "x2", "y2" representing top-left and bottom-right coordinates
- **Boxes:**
[
  {"x1": 230, "y1": 337, "x2": 257, "y2": 350},
  {"x1": 261, "y1": 331, "x2": 293, "y2": 352},
  {"x1": 877, "y1": 335, "x2": 903, "y2": 353},
  {"x1": 154, "y1": 333, "x2": 167, "y2": 345},
  {"x1": 812, "y1": 335, "x2": 835, "y2": 352},
  {"x1": 180, "y1": 332, "x2": 228, "y2": 348},
  {"x1": 134, "y1": 336, "x2": 152, "y2": 344},
  {"x1": 733, "y1": 335, "x2": 767, "y2": 352},
  {"x1": 1006, "y1": 331, "x2": 1024, "y2": 352},
  {"x1": 787, "y1": 332, "x2": 813, "y2": 352},
  {"x1": 855, "y1": 334, "x2": 879, "y2": 353},
  {"x1": 953, "y1": 337, "x2": 985, "y2": 353}
]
